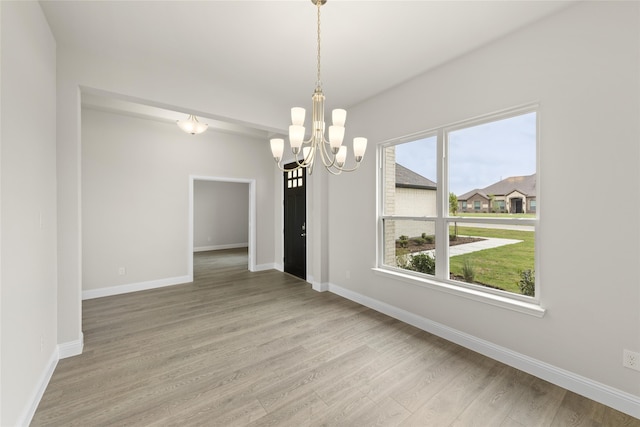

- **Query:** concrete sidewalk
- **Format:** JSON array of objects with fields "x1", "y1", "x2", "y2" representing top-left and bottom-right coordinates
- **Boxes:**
[{"x1": 419, "y1": 236, "x2": 523, "y2": 257}]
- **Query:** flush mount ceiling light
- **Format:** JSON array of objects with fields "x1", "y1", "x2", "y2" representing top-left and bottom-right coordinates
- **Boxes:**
[
  {"x1": 269, "y1": 0, "x2": 367, "y2": 175},
  {"x1": 177, "y1": 114, "x2": 208, "y2": 135}
]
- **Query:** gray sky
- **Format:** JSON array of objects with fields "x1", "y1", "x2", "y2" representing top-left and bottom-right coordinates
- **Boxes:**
[{"x1": 395, "y1": 112, "x2": 536, "y2": 195}]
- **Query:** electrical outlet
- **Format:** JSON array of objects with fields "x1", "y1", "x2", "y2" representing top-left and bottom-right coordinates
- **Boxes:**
[
  {"x1": 623, "y1": 349, "x2": 640, "y2": 371},
  {"x1": 118, "y1": 267, "x2": 126, "y2": 276}
]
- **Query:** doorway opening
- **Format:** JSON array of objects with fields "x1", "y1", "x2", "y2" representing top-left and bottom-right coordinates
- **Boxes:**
[{"x1": 188, "y1": 176, "x2": 257, "y2": 281}]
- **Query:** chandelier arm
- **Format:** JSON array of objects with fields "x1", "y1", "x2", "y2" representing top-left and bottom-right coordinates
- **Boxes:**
[
  {"x1": 330, "y1": 161, "x2": 362, "y2": 173},
  {"x1": 323, "y1": 166, "x2": 343, "y2": 176},
  {"x1": 317, "y1": 138, "x2": 339, "y2": 168},
  {"x1": 272, "y1": 159, "x2": 306, "y2": 173},
  {"x1": 272, "y1": 147, "x2": 315, "y2": 172}
]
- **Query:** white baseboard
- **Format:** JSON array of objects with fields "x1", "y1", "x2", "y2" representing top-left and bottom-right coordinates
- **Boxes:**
[
  {"x1": 58, "y1": 333, "x2": 84, "y2": 359},
  {"x1": 193, "y1": 243, "x2": 248, "y2": 252},
  {"x1": 313, "y1": 282, "x2": 329, "y2": 292},
  {"x1": 252, "y1": 263, "x2": 278, "y2": 272},
  {"x1": 17, "y1": 346, "x2": 59, "y2": 427},
  {"x1": 328, "y1": 283, "x2": 640, "y2": 419},
  {"x1": 307, "y1": 274, "x2": 328, "y2": 292},
  {"x1": 82, "y1": 275, "x2": 192, "y2": 300}
]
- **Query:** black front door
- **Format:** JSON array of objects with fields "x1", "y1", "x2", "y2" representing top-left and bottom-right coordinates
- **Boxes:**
[{"x1": 284, "y1": 165, "x2": 306, "y2": 280}]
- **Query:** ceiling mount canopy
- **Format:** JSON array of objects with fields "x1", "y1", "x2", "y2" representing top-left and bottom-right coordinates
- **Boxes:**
[
  {"x1": 177, "y1": 114, "x2": 208, "y2": 135},
  {"x1": 269, "y1": 0, "x2": 367, "y2": 175}
]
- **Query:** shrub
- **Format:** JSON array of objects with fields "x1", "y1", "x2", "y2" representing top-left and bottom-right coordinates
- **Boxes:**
[
  {"x1": 395, "y1": 249, "x2": 410, "y2": 269},
  {"x1": 518, "y1": 269, "x2": 535, "y2": 296},
  {"x1": 398, "y1": 235, "x2": 409, "y2": 248},
  {"x1": 409, "y1": 253, "x2": 435, "y2": 275},
  {"x1": 424, "y1": 235, "x2": 435, "y2": 244},
  {"x1": 462, "y1": 258, "x2": 475, "y2": 282},
  {"x1": 412, "y1": 237, "x2": 426, "y2": 245},
  {"x1": 449, "y1": 234, "x2": 458, "y2": 242}
]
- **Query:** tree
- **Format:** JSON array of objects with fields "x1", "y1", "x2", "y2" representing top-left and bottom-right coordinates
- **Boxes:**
[
  {"x1": 449, "y1": 192, "x2": 458, "y2": 237},
  {"x1": 449, "y1": 192, "x2": 458, "y2": 215},
  {"x1": 488, "y1": 194, "x2": 495, "y2": 213}
]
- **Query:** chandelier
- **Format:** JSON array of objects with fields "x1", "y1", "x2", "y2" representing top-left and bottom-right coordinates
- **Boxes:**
[
  {"x1": 269, "y1": 0, "x2": 367, "y2": 175},
  {"x1": 177, "y1": 114, "x2": 208, "y2": 135}
]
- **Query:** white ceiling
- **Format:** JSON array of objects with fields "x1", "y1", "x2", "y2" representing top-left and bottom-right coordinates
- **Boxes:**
[{"x1": 40, "y1": 0, "x2": 575, "y2": 136}]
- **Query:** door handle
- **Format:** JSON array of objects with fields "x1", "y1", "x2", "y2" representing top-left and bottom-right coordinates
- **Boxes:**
[{"x1": 301, "y1": 233, "x2": 306, "y2": 237}]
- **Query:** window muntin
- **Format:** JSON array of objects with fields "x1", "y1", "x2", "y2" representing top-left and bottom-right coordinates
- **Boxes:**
[{"x1": 380, "y1": 108, "x2": 537, "y2": 300}]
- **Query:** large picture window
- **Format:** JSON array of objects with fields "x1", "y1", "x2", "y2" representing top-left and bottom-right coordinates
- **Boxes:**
[{"x1": 380, "y1": 107, "x2": 538, "y2": 301}]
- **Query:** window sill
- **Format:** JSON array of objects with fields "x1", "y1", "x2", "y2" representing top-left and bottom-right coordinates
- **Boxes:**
[{"x1": 371, "y1": 267, "x2": 546, "y2": 318}]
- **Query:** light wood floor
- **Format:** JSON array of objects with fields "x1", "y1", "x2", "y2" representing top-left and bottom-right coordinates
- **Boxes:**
[{"x1": 32, "y1": 249, "x2": 639, "y2": 426}]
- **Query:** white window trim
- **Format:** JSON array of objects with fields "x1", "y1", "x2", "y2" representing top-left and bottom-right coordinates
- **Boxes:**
[
  {"x1": 372, "y1": 267, "x2": 545, "y2": 317},
  {"x1": 377, "y1": 104, "x2": 544, "y2": 317}
]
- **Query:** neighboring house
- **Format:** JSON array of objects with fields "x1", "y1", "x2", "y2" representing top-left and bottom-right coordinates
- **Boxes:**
[
  {"x1": 458, "y1": 174, "x2": 536, "y2": 214},
  {"x1": 395, "y1": 163, "x2": 437, "y2": 216},
  {"x1": 393, "y1": 163, "x2": 437, "y2": 241}
]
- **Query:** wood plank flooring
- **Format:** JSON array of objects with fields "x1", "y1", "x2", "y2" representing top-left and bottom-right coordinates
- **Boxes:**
[{"x1": 32, "y1": 249, "x2": 639, "y2": 426}]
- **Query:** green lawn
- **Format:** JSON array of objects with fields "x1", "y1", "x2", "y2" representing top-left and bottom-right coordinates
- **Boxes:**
[{"x1": 449, "y1": 226, "x2": 535, "y2": 294}]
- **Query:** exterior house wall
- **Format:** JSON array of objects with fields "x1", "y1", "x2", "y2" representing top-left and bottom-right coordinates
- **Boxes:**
[
  {"x1": 492, "y1": 196, "x2": 508, "y2": 213},
  {"x1": 394, "y1": 187, "x2": 436, "y2": 239},
  {"x1": 463, "y1": 194, "x2": 490, "y2": 213},
  {"x1": 395, "y1": 187, "x2": 437, "y2": 217},
  {"x1": 383, "y1": 150, "x2": 396, "y2": 266}
]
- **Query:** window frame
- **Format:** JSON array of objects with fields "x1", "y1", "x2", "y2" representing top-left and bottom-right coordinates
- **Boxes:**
[{"x1": 376, "y1": 105, "x2": 543, "y2": 317}]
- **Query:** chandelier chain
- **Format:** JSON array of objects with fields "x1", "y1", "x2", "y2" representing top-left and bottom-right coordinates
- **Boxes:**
[{"x1": 316, "y1": 1, "x2": 322, "y2": 88}]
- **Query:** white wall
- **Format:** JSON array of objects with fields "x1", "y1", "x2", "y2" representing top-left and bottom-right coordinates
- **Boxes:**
[
  {"x1": 194, "y1": 180, "x2": 249, "y2": 251},
  {"x1": 82, "y1": 107, "x2": 273, "y2": 294},
  {"x1": 0, "y1": 2, "x2": 58, "y2": 425},
  {"x1": 330, "y1": 0, "x2": 640, "y2": 410},
  {"x1": 50, "y1": 0, "x2": 640, "y2": 417},
  {"x1": 56, "y1": 42, "x2": 286, "y2": 347}
]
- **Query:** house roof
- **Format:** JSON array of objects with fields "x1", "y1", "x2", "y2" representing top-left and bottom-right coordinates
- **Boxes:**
[
  {"x1": 458, "y1": 174, "x2": 536, "y2": 200},
  {"x1": 458, "y1": 189, "x2": 489, "y2": 201},
  {"x1": 396, "y1": 164, "x2": 436, "y2": 190}
]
